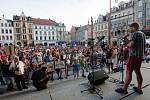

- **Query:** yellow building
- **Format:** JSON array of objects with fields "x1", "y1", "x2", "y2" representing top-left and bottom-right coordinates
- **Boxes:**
[{"x1": 13, "y1": 12, "x2": 33, "y2": 46}]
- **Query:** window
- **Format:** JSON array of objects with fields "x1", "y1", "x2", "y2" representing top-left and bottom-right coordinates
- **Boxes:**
[
  {"x1": 10, "y1": 36, "x2": 12, "y2": 40},
  {"x1": 101, "y1": 25, "x2": 103, "y2": 30},
  {"x1": 44, "y1": 31, "x2": 46, "y2": 35},
  {"x1": 138, "y1": 0, "x2": 142, "y2": 7},
  {"x1": 52, "y1": 27, "x2": 54, "y2": 29},
  {"x1": 2, "y1": 36, "x2": 5, "y2": 40},
  {"x1": 16, "y1": 28, "x2": 20, "y2": 33},
  {"x1": 36, "y1": 36, "x2": 38, "y2": 40},
  {"x1": 6, "y1": 29, "x2": 8, "y2": 34},
  {"x1": 123, "y1": 12, "x2": 125, "y2": 16},
  {"x1": 1, "y1": 23, "x2": 3, "y2": 27},
  {"x1": 9, "y1": 29, "x2": 12, "y2": 34},
  {"x1": 40, "y1": 36, "x2": 42, "y2": 40},
  {"x1": 111, "y1": 16, "x2": 113, "y2": 19},
  {"x1": 44, "y1": 36, "x2": 46, "y2": 40},
  {"x1": 5, "y1": 23, "x2": 7, "y2": 27},
  {"x1": 49, "y1": 31, "x2": 51, "y2": 35},
  {"x1": 40, "y1": 31, "x2": 42, "y2": 35},
  {"x1": 29, "y1": 35, "x2": 33, "y2": 39},
  {"x1": 52, "y1": 36, "x2": 54, "y2": 40},
  {"x1": 23, "y1": 23, "x2": 26, "y2": 27},
  {"x1": 39, "y1": 26, "x2": 41, "y2": 29},
  {"x1": 2, "y1": 29, "x2": 4, "y2": 33},
  {"x1": 23, "y1": 35, "x2": 27, "y2": 39},
  {"x1": 95, "y1": 26, "x2": 97, "y2": 31},
  {"x1": 98, "y1": 25, "x2": 100, "y2": 30},
  {"x1": 9, "y1": 24, "x2": 11, "y2": 27},
  {"x1": 6, "y1": 36, "x2": 9, "y2": 40},
  {"x1": 35, "y1": 26, "x2": 37, "y2": 29},
  {"x1": 44, "y1": 26, "x2": 46, "y2": 29},
  {"x1": 29, "y1": 24, "x2": 32, "y2": 28},
  {"x1": 52, "y1": 31, "x2": 54, "y2": 35},
  {"x1": 148, "y1": 8, "x2": 150, "y2": 16},
  {"x1": 17, "y1": 35, "x2": 20, "y2": 40},
  {"x1": 138, "y1": 11, "x2": 142, "y2": 18},
  {"x1": 29, "y1": 29, "x2": 32, "y2": 33},
  {"x1": 35, "y1": 31, "x2": 38, "y2": 34},
  {"x1": 115, "y1": 15, "x2": 117, "y2": 19},
  {"x1": 49, "y1": 36, "x2": 51, "y2": 40},
  {"x1": 0, "y1": 36, "x2": 1, "y2": 40},
  {"x1": 23, "y1": 29, "x2": 26, "y2": 33},
  {"x1": 16, "y1": 23, "x2": 18, "y2": 27}
]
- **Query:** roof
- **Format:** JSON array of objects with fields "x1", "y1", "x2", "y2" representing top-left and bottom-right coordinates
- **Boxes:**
[{"x1": 32, "y1": 18, "x2": 57, "y2": 26}]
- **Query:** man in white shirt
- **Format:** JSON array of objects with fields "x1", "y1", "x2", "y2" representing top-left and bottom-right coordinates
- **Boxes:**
[{"x1": 9, "y1": 56, "x2": 28, "y2": 91}]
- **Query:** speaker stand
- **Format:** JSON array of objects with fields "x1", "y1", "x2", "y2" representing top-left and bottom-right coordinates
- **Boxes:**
[{"x1": 80, "y1": 83, "x2": 103, "y2": 99}]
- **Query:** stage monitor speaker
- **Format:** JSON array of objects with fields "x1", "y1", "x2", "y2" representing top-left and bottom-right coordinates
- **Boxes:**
[{"x1": 88, "y1": 69, "x2": 109, "y2": 86}]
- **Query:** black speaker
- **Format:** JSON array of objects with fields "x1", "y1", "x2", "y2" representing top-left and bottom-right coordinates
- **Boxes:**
[{"x1": 88, "y1": 69, "x2": 109, "y2": 85}]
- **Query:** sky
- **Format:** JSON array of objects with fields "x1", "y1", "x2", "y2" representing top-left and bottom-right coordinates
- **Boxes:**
[{"x1": 0, "y1": 0, "x2": 129, "y2": 31}]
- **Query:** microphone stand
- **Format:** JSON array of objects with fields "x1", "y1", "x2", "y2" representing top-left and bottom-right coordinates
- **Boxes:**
[{"x1": 80, "y1": 17, "x2": 103, "y2": 99}]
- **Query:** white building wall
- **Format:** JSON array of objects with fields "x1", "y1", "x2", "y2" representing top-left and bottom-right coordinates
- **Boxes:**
[
  {"x1": 33, "y1": 25, "x2": 57, "y2": 45},
  {"x1": 0, "y1": 18, "x2": 14, "y2": 45}
]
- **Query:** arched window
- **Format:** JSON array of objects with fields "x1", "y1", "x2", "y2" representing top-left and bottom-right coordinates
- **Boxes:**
[
  {"x1": 6, "y1": 29, "x2": 8, "y2": 33},
  {"x1": 9, "y1": 29, "x2": 12, "y2": 33}
]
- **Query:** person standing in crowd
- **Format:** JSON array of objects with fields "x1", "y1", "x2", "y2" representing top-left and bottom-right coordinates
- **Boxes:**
[
  {"x1": 9, "y1": 56, "x2": 28, "y2": 91},
  {"x1": 0, "y1": 59, "x2": 5, "y2": 85},
  {"x1": 66, "y1": 55, "x2": 70, "y2": 78},
  {"x1": 1, "y1": 56, "x2": 14, "y2": 91},
  {"x1": 79, "y1": 54, "x2": 86, "y2": 77},
  {"x1": 115, "y1": 23, "x2": 146, "y2": 94},
  {"x1": 105, "y1": 45, "x2": 114, "y2": 73},
  {"x1": 55, "y1": 58, "x2": 64, "y2": 80},
  {"x1": 73, "y1": 60, "x2": 80, "y2": 79}
]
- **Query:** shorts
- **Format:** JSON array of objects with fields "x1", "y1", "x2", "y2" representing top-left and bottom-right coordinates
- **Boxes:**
[
  {"x1": 126, "y1": 56, "x2": 142, "y2": 71},
  {"x1": 106, "y1": 59, "x2": 113, "y2": 66}
]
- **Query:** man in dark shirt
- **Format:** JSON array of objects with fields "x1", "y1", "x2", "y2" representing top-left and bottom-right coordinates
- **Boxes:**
[
  {"x1": 115, "y1": 23, "x2": 146, "y2": 94},
  {"x1": 31, "y1": 67, "x2": 49, "y2": 91}
]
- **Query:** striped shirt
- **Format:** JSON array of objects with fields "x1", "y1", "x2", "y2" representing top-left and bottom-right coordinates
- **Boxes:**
[{"x1": 129, "y1": 31, "x2": 146, "y2": 58}]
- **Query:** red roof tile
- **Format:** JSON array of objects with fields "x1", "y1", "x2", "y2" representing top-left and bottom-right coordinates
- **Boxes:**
[{"x1": 32, "y1": 18, "x2": 57, "y2": 26}]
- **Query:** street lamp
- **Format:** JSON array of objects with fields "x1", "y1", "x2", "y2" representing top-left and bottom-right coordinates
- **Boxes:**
[
  {"x1": 108, "y1": 0, "x2": 118, "y2": 45},
  {"x1": 108, "y1": 0, "x2": 112, "y2": 45},
  {"x1": 143, "y1": 0, "x2": 147, "y2": 30}
]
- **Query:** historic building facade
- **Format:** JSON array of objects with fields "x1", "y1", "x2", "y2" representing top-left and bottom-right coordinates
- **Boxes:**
[
  {"x1": 134, "y1": 0, "x2": 150, "y2": 30},
  {"x1": 13, "y1": 12, "x2": 33, "y2": 46},
  {"x1": 110, "y1": 1, "x2": 134, "y2": 42},
  {"x1": 0, "y1": 15, "x2": 14, "y2": 46},
  {"x1": 94, "y1": 15, "x2": 108, "y2": 42},
  {"x1": 33, "y1": 18, "x2": 66, "y2": 46}
]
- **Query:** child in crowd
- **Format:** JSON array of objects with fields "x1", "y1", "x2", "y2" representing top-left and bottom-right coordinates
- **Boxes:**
[{"x1": 73, "y1": 60, "x2": 80, "y2": 79}]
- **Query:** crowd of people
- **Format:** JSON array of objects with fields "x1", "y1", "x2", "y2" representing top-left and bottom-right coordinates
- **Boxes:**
[
  {"x1": 0, "y1": 23, "x2": 150, "y2": 94},
  {"x1": 0, "y1": 43, "x2": 120, "y2": 91}
]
